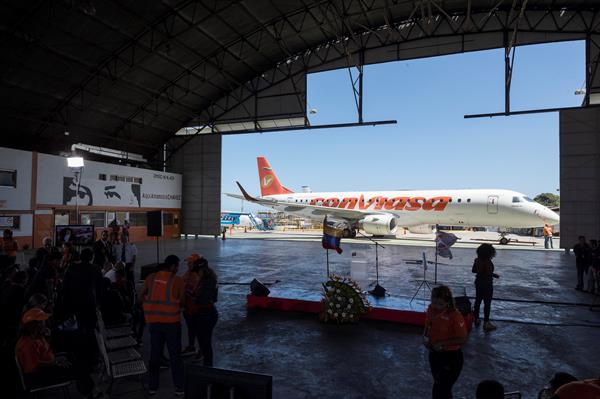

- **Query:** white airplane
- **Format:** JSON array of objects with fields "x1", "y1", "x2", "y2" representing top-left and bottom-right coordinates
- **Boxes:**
[{"x1": 227, "y1": 157, "x2": 560, "y2": 242}]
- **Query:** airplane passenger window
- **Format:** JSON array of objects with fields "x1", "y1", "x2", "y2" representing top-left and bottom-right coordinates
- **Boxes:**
[
  {"x1": 457, "y1": 199, "x2": 462, "y2": 203},
  {"x1": 467, "y1": 199, "x2": 471, "y2": 202}
]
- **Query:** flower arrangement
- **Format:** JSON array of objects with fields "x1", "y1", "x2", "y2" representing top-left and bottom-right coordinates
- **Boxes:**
[{"x1": 320, "y1": 274, "x2": 369, "y2": 324}]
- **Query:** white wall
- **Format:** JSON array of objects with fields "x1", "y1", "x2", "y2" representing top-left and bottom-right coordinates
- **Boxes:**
[
  {"x1": 9, "y1": 214, "x2": 33, "y2": 237},
  {"x1": 36, "y1": 153, "x2": 182, "y2": 209},
  {"x1": 0, "y1": 147, "x2": 32, "y2": 211}
]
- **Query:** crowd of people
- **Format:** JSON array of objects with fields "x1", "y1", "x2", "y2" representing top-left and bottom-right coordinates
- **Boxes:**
[
  {"x1": 0, "y1": 227, "x2": 219, "y2": 398},
  {"x1": 573, "y1": 235, "x2": 600, "y2": 293},
  {"x1": 1, "y1": 226, "x2": 599, "y2": 398},
  {"x1": 424, "y1": 283, "x2": 600, "y2": 399}
]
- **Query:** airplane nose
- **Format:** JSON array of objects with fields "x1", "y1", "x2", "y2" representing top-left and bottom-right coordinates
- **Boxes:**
[
  {"x1": 546, "y1": 210, "x2": 560, "y2": 225},
  {"x1": 535, "y1": 207, "x2": 559, "y2": 225}
]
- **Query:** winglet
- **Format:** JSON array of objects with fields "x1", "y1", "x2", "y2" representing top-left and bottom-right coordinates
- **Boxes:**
[{"x1": 236, "y1": 181, "x2": 257, "y2": 201}]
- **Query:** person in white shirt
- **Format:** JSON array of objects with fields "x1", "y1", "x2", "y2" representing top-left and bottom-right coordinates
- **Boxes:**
[
  {"x1": 111, "y1": 233, "x2": 137, "y2": 282},
  {"x1": 104, "y1": 261, "x2": 125, "y2": 283}
]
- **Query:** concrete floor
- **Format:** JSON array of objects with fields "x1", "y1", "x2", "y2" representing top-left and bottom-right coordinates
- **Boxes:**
[
  {"x1": 223, "y1": 229, "x2": 561, "y2": 250},
  {"x1": 116, "y1": 235, "x2": 600, "y2": 399}
]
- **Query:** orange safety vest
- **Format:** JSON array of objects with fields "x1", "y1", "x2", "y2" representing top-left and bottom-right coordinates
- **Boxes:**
[{"x1": 143, "y1": 271, "x2": 181, "y2": 324}]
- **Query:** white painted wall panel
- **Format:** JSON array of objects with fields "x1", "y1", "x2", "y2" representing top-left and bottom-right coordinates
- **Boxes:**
[
  {"x1": 0, "y1": 147, "x2": 32, "y2": 211},
  {"x1": 36, "y1": 153, "x2": 182, "y2": 209}
]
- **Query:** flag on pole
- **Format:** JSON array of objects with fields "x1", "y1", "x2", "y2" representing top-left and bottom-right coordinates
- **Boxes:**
[
  {"x1": 435, "y1": 231, "x2": 458, "y2": 259},
  {"x1": 322, "y1": 216, "x2": 346, "y2": 254}
]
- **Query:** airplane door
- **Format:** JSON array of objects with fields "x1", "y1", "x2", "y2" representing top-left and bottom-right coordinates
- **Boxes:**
[{"x1": 487, "y1": 196, "x2": 499, "y2": 214}]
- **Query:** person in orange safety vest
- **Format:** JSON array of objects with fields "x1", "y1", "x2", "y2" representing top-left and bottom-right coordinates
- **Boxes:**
[{"x1": 141, "y1": 255, "x2": 185, "y2": 396}]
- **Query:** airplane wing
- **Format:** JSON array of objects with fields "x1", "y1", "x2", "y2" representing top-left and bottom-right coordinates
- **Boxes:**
[{"x1": 226, "y1": 181, "x2": 392, "y2": 222}]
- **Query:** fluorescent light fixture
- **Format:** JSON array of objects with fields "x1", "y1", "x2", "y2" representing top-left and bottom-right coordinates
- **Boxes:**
[
  {"x1": 176, "y1": 117, "x2": 307, "y2": 135},
  {"x1": 71, "y1": 143, "x2": 147, "y2": 163},
  {"x1": 67, "y1": 156, "x2": 85, "y2": 168}
]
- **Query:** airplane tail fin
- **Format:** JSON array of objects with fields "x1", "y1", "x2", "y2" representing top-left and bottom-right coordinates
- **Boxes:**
[{"x1": 257, "y1": 157, "x2": 294, "y2": 197}]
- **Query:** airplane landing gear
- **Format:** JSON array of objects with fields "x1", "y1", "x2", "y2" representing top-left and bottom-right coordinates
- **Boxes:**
[
  {"x1": 499, "y1": 232, "x2": 510, "y2": 245},
  {"x1": 343, "y1": 228, "x2": 357, "y2": 238}
]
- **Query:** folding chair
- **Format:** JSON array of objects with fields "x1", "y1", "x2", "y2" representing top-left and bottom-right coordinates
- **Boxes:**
[
  {"x1": 95, "y1": 330, "x2": 147, "y2": 396},
  {"x1": 97, "y1": 310, "x2": 134, "y2": 338},
  {"x1": 96, "y1": 311, "x2": 138, "y2": 350},
  {"x1": 15, "y1": 355, "x2": 73, "y2": 399},
  {"x1": 108, "y1": 347, "x2": 142, "y2": 365}
]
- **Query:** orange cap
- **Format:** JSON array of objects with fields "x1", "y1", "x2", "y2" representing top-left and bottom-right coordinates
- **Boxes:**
[
  {"x1": 22, "y1": 308, "x2": 49, "y2": 324},
  {"x1": 185, "y1": 253, "x2": 202, "y2": 263}
]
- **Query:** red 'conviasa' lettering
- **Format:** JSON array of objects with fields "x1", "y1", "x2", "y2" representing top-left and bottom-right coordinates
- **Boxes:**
[
  {"x1": 308, "y1": 195, "x2": 453, "y2": 211},
  {"x1": 359, "y1": 195, "x2": 383, "y2": 210},
  {"x1": 422, "y1": 196, "x2": 452, "y2": 211},
  {"x1": 384, "y1": 197, "x2": 409, "y2": 210},
  {"x1": 338, "y1": 198, "x2": 358, "y2": 209},
  {"x1": 405, "y1": 197, "x2": 426, "y2": 211},
  {"x1": 324, "y1": 198, "x2": 340, "y2": 207},
  {"x1": 374, "y1": 197, "x2": 388, "y2": 210}
]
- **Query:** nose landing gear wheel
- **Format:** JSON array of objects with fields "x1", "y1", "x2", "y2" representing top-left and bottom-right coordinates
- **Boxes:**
[{"x1": 499, "y1": 237, "x2": 509, "y2": 245}]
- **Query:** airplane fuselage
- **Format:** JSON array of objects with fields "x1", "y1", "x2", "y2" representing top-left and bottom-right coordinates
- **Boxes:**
[{"x1": 263, "y1": 189, "x2": 559, "y2": 229}]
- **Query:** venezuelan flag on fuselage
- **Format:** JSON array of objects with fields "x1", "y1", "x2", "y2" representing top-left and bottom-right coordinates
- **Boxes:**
[{"x1": 322, "y1": 216, "x2": 345, "y2": 254}]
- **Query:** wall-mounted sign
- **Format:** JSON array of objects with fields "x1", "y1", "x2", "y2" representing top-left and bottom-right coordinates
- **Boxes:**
[
  {"x1": 37, "y1": 154, "x2": 182, "y2": 209},
  {"x1": 0, "y1": 216, "x2": 20, "y2": 229}
]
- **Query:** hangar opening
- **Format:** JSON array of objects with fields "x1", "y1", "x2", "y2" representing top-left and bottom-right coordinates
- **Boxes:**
[{"x1": 3, "y1": 2, "x2": 600, "y2": 398}]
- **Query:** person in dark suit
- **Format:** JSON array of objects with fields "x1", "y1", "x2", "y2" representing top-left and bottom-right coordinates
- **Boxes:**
[
  {"x1": 573, "y1": 236, "x2": 592, "y2": 291},
  {"x1": 92, "y1": 230, "x2": 112, "y2": 267},
  {"x1": 62, "y1": 248, "x2": 102, "y2": 394}
]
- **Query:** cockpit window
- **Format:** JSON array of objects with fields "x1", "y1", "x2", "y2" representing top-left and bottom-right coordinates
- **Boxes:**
[
  {"x1": 523, "y1": 197, "x2": 535, "y2": 202},
  {"x1": 512, "y1": 196, "x2": 522, "y2": 203}
]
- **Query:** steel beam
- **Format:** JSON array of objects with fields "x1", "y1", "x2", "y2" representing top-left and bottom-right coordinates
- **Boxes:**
[
  {"x1": 464, "y1": 104, "x2": 600, "y2": 119},
  {"x1": 190, "y1": 119, "x2": 397, "y2": 136}
]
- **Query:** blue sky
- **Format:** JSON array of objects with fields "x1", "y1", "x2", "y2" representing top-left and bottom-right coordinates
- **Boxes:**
[{"x1": 222, "y1": 41, "x2": 584, "y2": 213}]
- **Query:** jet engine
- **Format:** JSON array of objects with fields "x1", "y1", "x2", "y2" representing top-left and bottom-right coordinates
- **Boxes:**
[
  {"x1": 361, "y1": 215, "x2": 398, "y2": 235},
  {"x1": 407, "y1": 224, "x2": 434, "y2": 234}
]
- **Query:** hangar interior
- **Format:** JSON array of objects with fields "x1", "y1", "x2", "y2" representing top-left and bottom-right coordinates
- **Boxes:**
[
  {"x1": 4, "y1": 2, "x2": 600, "y2": 398},
  {"x1": 2, "y1": 0, "x2": 600, "y2": 242}
]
